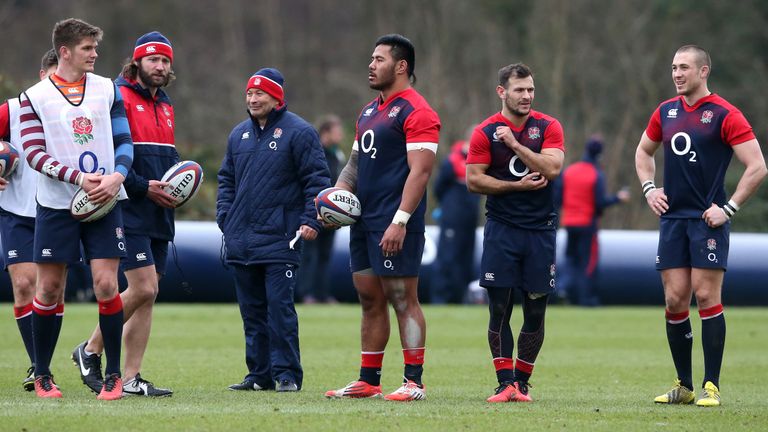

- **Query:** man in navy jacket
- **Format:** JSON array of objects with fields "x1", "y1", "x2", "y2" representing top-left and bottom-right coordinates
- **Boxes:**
[{"x1": 217, "y1": 68, "x2": 330, "y2": 392}]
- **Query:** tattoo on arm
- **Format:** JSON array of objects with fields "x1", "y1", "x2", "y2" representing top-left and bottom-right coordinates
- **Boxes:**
[{"x1": 337, "y1": 150, "x2": 358, "y2": 191}]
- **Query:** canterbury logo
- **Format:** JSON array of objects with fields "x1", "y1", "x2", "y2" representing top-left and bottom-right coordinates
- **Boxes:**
[
  {"x1": 136, "y1": 252, "x2": 147, "y2": 261},
  {"x1": 42, "y1": 248, "x2": 52, "y2": 257}
]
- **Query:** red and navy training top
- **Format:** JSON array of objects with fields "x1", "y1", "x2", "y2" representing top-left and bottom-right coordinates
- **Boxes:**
[
  {"x1": 353, "y1": 87, "x2": 441, "y2": 232},
  {"x1": 468, "y1": 110, "x2": 565, "y2": 230},
  {"x1": 645, "y1": 94, "x2": 754, "y2": 219}
]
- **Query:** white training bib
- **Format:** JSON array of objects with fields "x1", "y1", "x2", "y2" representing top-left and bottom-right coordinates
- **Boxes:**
[
  {"x1": 0, "y1": 97, "x2": 38, "y2": 217},
  {"x1": 24, "y1": 73, "x2": 126, "y2": 209}
]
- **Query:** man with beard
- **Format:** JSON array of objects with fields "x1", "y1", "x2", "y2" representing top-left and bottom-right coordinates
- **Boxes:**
[
  {"x1": 636, "y1": 45, "x2": 766, "y2": 407},
  {"x1": 73, "y1": 31, "x2": 176, "y2": 397},
  {"x1": 325, "y1": 34, "x2": 440, "y2": 402},
  {"x1": 466, "y1": 63, "x2": 565, "y2": 403}
]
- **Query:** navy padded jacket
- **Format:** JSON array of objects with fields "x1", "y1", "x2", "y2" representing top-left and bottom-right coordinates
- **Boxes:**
[{"x1": 217, "y1": 105, "x2": 330, "y2": 265}]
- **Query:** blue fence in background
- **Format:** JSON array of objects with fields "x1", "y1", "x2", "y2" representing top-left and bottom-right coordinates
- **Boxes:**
[{"x1": 1, "y1": 222, "x2": 767, "y2": 305}]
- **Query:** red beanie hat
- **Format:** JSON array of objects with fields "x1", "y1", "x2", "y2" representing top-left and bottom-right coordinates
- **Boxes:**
[
  {"x1": 246, "y1": 68, "x2": 285, "y2": 105},
  {"x1": 133, "y1": 31, "x2": 173, "y2": 63}
]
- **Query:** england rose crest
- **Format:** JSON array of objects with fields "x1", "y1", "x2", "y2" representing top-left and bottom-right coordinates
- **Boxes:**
[
  {"x1": 528, "y1": 127, "x2": 541, "y2": 139},
  {"x1": 701, "y1": 110, "x2": 714, "y2": 124},
  {"x1": 72, "y1": 116, "x2": 94, "y2": 145},
  {"x1": 707, "y1": 238, "x2": 717, "y2": 251},
  {"x1": 273, "y1": 128, "x2": 283, "y2": 139},
  {"x1": 388, "y1": 106, "x2": 401, "y2": 118}
]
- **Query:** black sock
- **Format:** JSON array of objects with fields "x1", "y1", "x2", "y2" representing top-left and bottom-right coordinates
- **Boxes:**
[
  {"x1": 31, "y1": 301, "x2": 57, "y2": 376},
  {"x1": 15, "y1": 311, "x2": 35, "y2": 365},
  {"x1": 665, "y1": 309, "x2": 693, "y2": 390},
  {"x1": 700, "y1": 305, "x2": 726, "y2": 388},
  {"x1": 359, "y1": 367, "x2": 382, "y2": 386},
  {"x1": 50, "y1": 306, "x2": 64, "y2": 359},
  {"x1": 404, "y1": 364, "x2": 423, "y2": 385},
  {"x1": 496, "y1": 368, "x2": 514, "y2": 384},
  {"x1": 98, "y1": 295, "x2": 124, "y2": 376}
]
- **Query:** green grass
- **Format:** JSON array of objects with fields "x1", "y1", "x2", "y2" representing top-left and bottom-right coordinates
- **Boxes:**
[{"x1": 1, "y1": 304, "x2": 766, "y2": 431}]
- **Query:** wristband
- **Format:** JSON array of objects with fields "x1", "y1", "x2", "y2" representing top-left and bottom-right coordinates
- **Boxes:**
[
  {"x1": 75, "y1": 172, "x2": 84, "y2": 187},
  {"x1": 642, "y1": 180, "x2": 656, "y2": 197},
  {"x1": 723, "y1": 199, "x2": 739, "y2": 218},
  {"x1": 392, "y1": 209, "x2": 411, "y2": 227}
]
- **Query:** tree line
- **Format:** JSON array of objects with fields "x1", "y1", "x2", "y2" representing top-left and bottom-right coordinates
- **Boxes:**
[{"x1": 1, "y1": 0, "x2": 767, "y2": 231}]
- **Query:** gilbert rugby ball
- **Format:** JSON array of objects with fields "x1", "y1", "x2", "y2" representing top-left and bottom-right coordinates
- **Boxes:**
[
  {"x1": 70, "y1": 187, "x2": 119, "y2": 222},
  {"x1": 0, "y1": 140, "x2": 21, "y2": 179},
  {"x1": 316, "y1": 187, "x2": 361, "y2": 226},
  {"x1": 161, "y1": 161, "x2": 204, "y2": 207}
]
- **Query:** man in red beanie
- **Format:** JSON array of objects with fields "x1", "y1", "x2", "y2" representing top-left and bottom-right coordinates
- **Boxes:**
[
  {"x1": 218, "y1": 67, "x2": 330, "y2": 393},
  {"x1": 73, "y1": 30, "x2": 176, "y2": 397}
]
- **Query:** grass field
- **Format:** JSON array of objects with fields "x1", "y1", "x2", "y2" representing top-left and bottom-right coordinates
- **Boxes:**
[{"x1": 0, "y1": 304, "x2": 766, "y2": 431}]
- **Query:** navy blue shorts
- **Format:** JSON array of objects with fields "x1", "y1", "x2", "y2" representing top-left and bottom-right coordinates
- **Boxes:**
[
  {"x1": 349, "y1": 228, "x2": 425, "y2": 276},
  {"x1": 656, "y1": 218, "x2": 729, "y2": 270},
  {"x1": 479, "y1": 219, "x2": 556, "y2": 294},
  {"x1": 0, "y1": 208, "x2": 35, "y2": 269},
  {"x1": 121, "y1": 233, "x2": 170, "y2": 275},
  {"x1": 34, "y1": 204, "x2": 126, "y2": 264}
]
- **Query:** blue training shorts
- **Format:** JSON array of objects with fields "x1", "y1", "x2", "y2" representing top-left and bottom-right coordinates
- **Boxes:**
[
  {"x1": 34, "y1": 204, "x2": 126, "y2": 264},
  {"x1": 349, "y1": 228, "x2": 425, "y2": 277},
  {"x1": 121, "y1": 233, "x2": 170, "y2": 275},
  {"x1": 0, "y1": 208, "x2": 35, "y2": 269},
  {"x1": 656, "y1": 218, "x2": 729, "y2": 270},
  {"x1": 479, "y1": 219, "x2": 556, "y2": 294}
]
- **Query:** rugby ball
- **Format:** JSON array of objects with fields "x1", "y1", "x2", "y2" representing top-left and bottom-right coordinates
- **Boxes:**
[
  {"x1": 70, "y1": 187, "x2": 119, "y2": 222},
  {"x1": 0, "y1": 140, "x2": 21, "y2": 179},
  {"x1": 160, "y1": 161, "x2": 204, "y2": 207},
  {"x1": 316, "y1": 187, "x2": 361, "y2": 226}
]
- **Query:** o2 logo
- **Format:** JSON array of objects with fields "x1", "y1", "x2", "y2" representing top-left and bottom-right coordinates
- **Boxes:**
[
  {"x1": 671, "y1": 132, "x2": 697, "y2": 163},
  {"x1": 360, "y1": 130, "x2": 377, "y2": 159},
  {"x1": 79, "y1": 151, "x2": 106, "y2": 174},
  {"x1": 508, "y1": 155, "x2": 529, "y2": 177}
]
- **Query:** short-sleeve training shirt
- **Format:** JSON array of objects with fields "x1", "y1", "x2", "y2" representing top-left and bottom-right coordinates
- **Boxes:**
[
  {"x1": 467, "y1": 111, "x2": 565, "y2": 230},
  {"x1": 353, "y1": 87, "x2": 441, "y2": 232},
  {"x1": 645, "y1": 94, "x2": 754, "y2": 218}
]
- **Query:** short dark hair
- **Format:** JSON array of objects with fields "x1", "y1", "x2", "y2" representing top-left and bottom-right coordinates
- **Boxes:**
[
  {"x1": 498, "y1": 63, "x2": 533, "y2": 88},
  {"x1": 52, "y1": 18, "x2": 103, "y2": 58},
  {"x1": 375, "y1": 34, "x2": 416, "y2": 84},
  {"x1": 317, "y1": 114, "x2": 342, "y2": 136},
  {"x1": 40, "y1": 49, "x2": 58, "y2": 71},
  {"x1": 676, "y1": 45, "x2": 711, "y2": 71}
]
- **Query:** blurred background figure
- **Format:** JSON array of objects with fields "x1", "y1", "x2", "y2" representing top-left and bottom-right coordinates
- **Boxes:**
[
  {"x1": 556, "y1": 136, "x2": 630, "y2": 306},
  {"x1": 430, "y1": 129, "x2": 480, "y2": 304},
  {"x1": 299, "y1": 114, "x2": 345, "y2": 304}
]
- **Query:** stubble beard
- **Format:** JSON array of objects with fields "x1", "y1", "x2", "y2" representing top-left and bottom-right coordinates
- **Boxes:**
[
  {"x1": 369, "y1": 66, "x2": 396, "y2": 91},
  {"x1": 505, "y1": 98, "x2": 530, "y2": 118}
]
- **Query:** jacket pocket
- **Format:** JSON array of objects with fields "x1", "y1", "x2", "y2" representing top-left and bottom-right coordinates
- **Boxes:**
[
  {"x1": 283, "y1": 207, "x2": 302, "y2": 234},
  {"x1": 250, "y1": 205, "x2": 286, "y2": 236}
]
